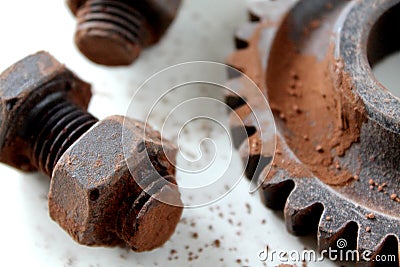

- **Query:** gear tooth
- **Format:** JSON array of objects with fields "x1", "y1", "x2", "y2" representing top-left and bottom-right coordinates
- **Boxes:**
[
  {"x1": 369, "y1": 235, "x2": 399, "y2": 265},
  {"x1": 229, "y1": 103, "x2": 274, "y2": 149},
  {"x1": 224, "y1": 76, "x2": 262, "y2": 108},
  {"x1": 235, "y1": 22, "x2": 259, "y2": 49},
  {"x1": 234, "y1": 105, "x2": 275, "y2": 181},
  {"x1": 226, "y1": 30, "x2": 265, "y2": 85},
  {"x1": 224, "y1": 78, "x2": 247, "y2": 110},
  {"x1": 284, "y1": 185, "x2": 324, "y2": 235},
  {"x1": 226, "y1": 49, "x2": 248, "y2": 73},
  {"x1": 238, "y1": 132, "x2": 272, "y2": 180},
  {"x1": 224, "y1": 76, "x2": 275, "y2": 182},
  {"x1": 285, "y1": 202, "x2": 324, "y2": 236},
  {"x1": 247, "y1": 1, "x2": 271, "y2": 22},
  {"x1": 260, "y1": 179, "x2": 295, "y2": 210},
  {"x1": 228, "y1": 104, "x2": 256, "y2": 149},
  {"x1": 357, "y1": 230, "x2": 399, "y2": 264},
  {"x1": 318, "y1": 221, "x2": 359, "y2": 253}
]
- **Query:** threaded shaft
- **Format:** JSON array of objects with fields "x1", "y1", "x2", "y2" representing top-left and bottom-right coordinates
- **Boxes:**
[
  {"x1": 78, "y1": 0, "x2": 147, "y2": 44},
  {"x1": 75, "y1": 0, "x2": 149, "y2": 65},
  {"x1": 28, "y1": 91, "x2": 98, "y2": 176}
]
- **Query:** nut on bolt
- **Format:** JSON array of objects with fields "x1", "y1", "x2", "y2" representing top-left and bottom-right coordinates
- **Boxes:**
[
  {"x1": 67, "y1": 0, "x2": 182, "y2": 66},
  {"x1": 0, "y1": 51, "x2": 183, "y2": 251}
]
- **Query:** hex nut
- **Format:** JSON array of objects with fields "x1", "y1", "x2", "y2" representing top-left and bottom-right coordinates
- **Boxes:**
[{"x1": 49, "y1": 115, "x2": 182, "y2": 251}]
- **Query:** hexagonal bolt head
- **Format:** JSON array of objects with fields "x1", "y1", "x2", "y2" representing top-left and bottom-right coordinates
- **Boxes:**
[
  {"x1": 0, "y1": 51, "x2": 183, "y2": 251},
  {"x1": 67, "y1": 0, "x2": 182, "y2": 66},
  {"x1": 0, "y1": 51, "x2": 92, "y2": 172},
  {"x1": 50, "y1": 115, "x2": 182, "y2": 251}
]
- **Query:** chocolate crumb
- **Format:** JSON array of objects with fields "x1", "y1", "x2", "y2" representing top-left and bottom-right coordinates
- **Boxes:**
[
  {"x1": 335, "y1": 163, "x2": 341, "y2": 170},
  {"x1": 213, "y1": 239, "x2": 221, "y2": 248},
  {"x1": 293, "y1": 104, "x2": 301, "y2": 113},
  {"x1": 366, "y1": 213, "x2": 375, "y2": 219},
  {"x1": 191, "y1": 232, "x2": 198, "y2": 239},
  {"x1": 245, "y1": 203, "x2": 252, "y2": 214}
]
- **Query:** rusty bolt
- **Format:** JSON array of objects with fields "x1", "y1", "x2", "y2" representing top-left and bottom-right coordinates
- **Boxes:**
[
  {"x1": 0, "y1": 51, "x2": 183, "y2": 251},
  {"x1": 66, "y1": 0, "x2": 182, "y2": 66}
]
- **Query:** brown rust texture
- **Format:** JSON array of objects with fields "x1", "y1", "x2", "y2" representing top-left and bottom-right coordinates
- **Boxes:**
[
  {"x1": 266, "y1": 27, "x2": 366, "y2": 186},
  {"x1": 49, "y1": 115, "x2": 183, "y2": 251},
  {"x1": 68, "y1": 0, "x2": 182, "y2": 66},
  {"x1": 227, "y1": 21, "x2": 275, "y2": 90},
  {"x1": 233, "y1": 20, "x2": 367, "y2": 186},
  {"x1": 0, "y1": 52, "x2": 183, "y2": 252}
]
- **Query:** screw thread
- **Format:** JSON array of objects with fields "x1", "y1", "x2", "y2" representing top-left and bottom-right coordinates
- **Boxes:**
[
  {"x1": 75, "y1": 0, "x2": 149, "y2": 65},
  {"x1": 29, "y1": 91, "x2": 98, "y2": 176}
]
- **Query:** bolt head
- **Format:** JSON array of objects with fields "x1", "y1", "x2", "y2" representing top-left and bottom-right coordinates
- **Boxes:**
[
  {"x1": 67, "y1": 0, "x2": 181, "y2": 36},
  {"x1": 0, "y1": 51, "x2": 91, "y2": 171},
  {"x1": 49, "y1": 115, "x2": 182, "y2": 250},
  {"x1": 69, "y1": 0, "x2": 182, "y2": 66},
  {"x1": 142, "y1": 0, "x2": 182, "y2": 39}
]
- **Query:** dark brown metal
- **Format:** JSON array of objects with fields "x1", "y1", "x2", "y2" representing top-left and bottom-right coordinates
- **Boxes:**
[
  {"x1": 226, "y1": 0, "x2": 399, "y2": 265},
  {"x1": 0, "y1": 51, "x2": 182, "y2": 251},
  {"x1": 67, "y1": 0, "x2": 182, "y2": 66}
]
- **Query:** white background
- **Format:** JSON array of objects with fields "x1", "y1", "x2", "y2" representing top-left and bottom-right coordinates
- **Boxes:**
[{"x1": 0, "y1": 1, "x2": 398, "y2": 266}]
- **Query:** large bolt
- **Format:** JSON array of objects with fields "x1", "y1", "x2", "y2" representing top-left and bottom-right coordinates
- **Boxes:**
[
  {"x1": 0, "y1": 51, "x2": 182, "y2": 251},
  {"x1": 67, "y1": 0, "x2": 182, "y2": 66}
]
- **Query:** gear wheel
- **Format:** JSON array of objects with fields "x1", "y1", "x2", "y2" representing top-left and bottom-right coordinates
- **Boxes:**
[{"x1": 226, "y1": 0, "x2": 400, "y2": 264}]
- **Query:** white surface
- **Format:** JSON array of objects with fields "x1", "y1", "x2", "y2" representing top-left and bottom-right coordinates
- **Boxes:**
[
  {"x1": 0, "y1": 1, "x2": 397, "y2": 267},
  {"x1": 373, "y1": 51, "x2": 400, "y2": 98}
]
